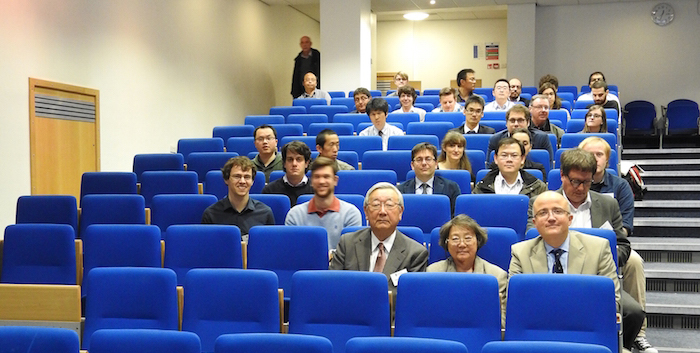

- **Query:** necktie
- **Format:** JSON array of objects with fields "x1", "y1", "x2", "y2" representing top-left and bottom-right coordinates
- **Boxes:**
[
  {"x1": 378, "y1": 130, "x2": 383, "y2": 137},
  {"x1": 373, "y1": 243, "x2": 386, "y2": 272},
  {"x1": 467, "y1": 130, "x2": 476, "y2": 134},
  {"x1": 550, "y1": 249, "x2": 564, "y2": 274},
  {"x1": 420, "y1": 183, "x2": 429, "y2": 194}
]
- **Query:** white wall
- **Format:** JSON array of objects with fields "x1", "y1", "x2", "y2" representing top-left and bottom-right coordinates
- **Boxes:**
[
  {"x1": 0, "y1": 0, "x2": 319, "y2": 230},
  {"x1": 376, "y1": 18, "x2": 508, "y2": 91},
  {"x1": 535, "y1": 0, "x2": 700, "y2": 108}
]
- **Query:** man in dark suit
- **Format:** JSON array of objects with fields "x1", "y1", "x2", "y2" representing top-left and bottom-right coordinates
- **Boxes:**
[
  {"x1": 291, "y1": 36, "x2": 320, "y2": 98},
  {"x1": 396, "y1": 143, "x2": 461, "y2": 216},
  {"x1": 330, "y1": 182, "x2": 428, "y2": 292},
  {"x1": 523, "y1": 149, "x2": 644, "y2": 350},
  {"x1": 449, "y1": 95, "x2": 495, "y2": 134},
  {"x1": 508, "y1": 78, "x2": 530, "y2": 106},
  {"x1": 486, "y1": 105, "x2": 553, "y2": 163}
]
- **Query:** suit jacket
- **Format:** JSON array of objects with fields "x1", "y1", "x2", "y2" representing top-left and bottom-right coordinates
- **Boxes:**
[
  {"x1": 487, "y1": 128, "x2": 553, "y2": 164},
  {"x1": 449, "y1": 123, "x2": 496, "y2": 134},
  {"x1": 526, "y1": 190, "x2": 631, "y2": 266},
  {"x1": 291, "y1": 48, "x2": 321, "y2": 98},
  {"x1": 329, "y1": 228, "x2": 428, "y2": 291},
  {"x1": 509, "y1": 230, "x2": 621, "y2": 310},
  {"x1": 396, "y1": 175, "x2": 461, "y2": 216}
]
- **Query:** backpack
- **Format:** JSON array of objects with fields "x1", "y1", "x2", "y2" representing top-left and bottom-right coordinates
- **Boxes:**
[{"x1": 622, "y1": 165, "x2": 647, "y2": 201}]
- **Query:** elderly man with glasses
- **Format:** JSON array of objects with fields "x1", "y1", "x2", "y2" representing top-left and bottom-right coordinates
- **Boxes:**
[
  {"x1": 529, "y1": 94, "x2": 564, "y2": 148},
  {"x1": 330, "y1": 182, "x2": 428, "y2": 292},
  {"x1": 521, "y1": 148, "x2": 645, "y2": 351}
]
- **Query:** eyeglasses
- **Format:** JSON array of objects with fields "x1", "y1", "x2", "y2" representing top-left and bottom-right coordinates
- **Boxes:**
[
  {"x1": 448, "y1": 236, "x2": 475, "y2": 244},
  {"x1": 566, "y1": 175, "x2": 593, "y2": 188},
  {"x1": 413, "y1": 157, "x2": 435, "y2": 164},
  {"x1": 230, "y1": 174, "x2": 253, "y2": 182},
  {"x1": 507, "y1": 118, "x2": 527, "y2": 124},
  {"x1": 498, "y1": 153, "x2": 521, "y2": 160},
  {"x1": 255, "y1": 136, "x2": 276, "y2": 142},
  {"x1": 494, "y1": 85, "x2": 509, "y2": 91},
  {"x1": 532, "y1": 105, "x2": 550, "y2": 111},
  {"x1": 367, "y1": 201, "x2": 400, "y2": 211},
  {"x1": 534, "y1": 207, "x2": 569, "y2": 219},
  {"x1": 466, "y1": 108, "x2": 483, "y2": 114}
]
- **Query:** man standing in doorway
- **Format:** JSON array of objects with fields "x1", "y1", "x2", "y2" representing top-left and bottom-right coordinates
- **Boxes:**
[{"x1": 291, "y1": 36, "x2": 320, "y2": 99}]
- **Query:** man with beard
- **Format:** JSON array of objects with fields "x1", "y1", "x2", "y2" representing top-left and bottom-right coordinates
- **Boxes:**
[{"x1": 508, "y1": 78, "x2": 530, "y2": 106}]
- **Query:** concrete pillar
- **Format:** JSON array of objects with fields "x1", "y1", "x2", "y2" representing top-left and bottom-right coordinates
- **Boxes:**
[{"x1": 507, "y1": 4, "x2": 536, "y2": 86}]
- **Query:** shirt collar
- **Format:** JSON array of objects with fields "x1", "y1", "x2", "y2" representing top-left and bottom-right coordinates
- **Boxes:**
[
  {"x1": 371, "y1": 230, "x2": 397, "y2": 254},
  {"x1": 283, "y1": 174, "x2": 308, "y2": 187},
  {"x1": 414, "y1": 176, "x2": 435, "y2": 189},
  {"x1": 496, "y1": 171, "x2": 523, "y2": 188},
  {"x1": 562, "y1": 191, "x2": 592, "y2": 211},
  {"x1": 464, "y1": 124, "x2": 480, "y2": 133},
  {"x1": 223, "y1": 196, "x2": 255, "y2": 213},
  {"x1": 544, "y1": 232, "x2": 571, "y2": 254},
  {"x1": 307, "y1": 196, "x2": 341, "y2": 217}
]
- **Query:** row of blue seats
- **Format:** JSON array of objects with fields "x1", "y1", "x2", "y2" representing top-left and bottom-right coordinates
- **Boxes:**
[
  {"x1": 0, "y1": 326, "x2": 613, "y2": 353},
  {"x1": 325, "y1": 83, "x2": 618, "y2": 98}
]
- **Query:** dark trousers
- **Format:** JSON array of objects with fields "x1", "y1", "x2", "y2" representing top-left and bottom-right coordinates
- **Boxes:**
[{"x1": 622, "y1": 289, "x2": 645, "y2": 349}]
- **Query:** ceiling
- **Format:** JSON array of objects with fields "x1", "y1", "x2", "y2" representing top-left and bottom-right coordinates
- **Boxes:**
[{"x1": 261, "y1": 0, "x2": 655, "y2": 22}]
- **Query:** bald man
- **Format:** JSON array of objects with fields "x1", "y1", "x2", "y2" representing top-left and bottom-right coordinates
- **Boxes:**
[{"x1": 291, "y1": 36, "x2": 321, "y2": 98}]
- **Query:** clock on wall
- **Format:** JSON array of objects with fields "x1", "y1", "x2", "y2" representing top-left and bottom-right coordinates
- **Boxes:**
[{"x1": 651, "y1": 3, "x2": 674, "y2": 26}]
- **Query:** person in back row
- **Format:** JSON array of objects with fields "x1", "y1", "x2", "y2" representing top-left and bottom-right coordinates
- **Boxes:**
[
  {"x1": 386, "y1": 71, "x2": 409, "y2": 97},
  {"x1": 296, "y1": 72, "x2": 331, "y2": 104},
  {"x1": 486, "y1": 105, "x2": 553, "y2": 163},
  {"x1": 484, "y1": 79, "x2": 515, "y2": 112},
  {"x1": 474, "y1": 137, "x2": 546, "y2": 198},
  {"x1": 455, "y1": 68, "x2": 476, "y2": 103},
  {"x1": 432, "y1": 87, "x2": 463, "y2": 113},
  {"x1": 437, "y1": 131, "x2": 475, "y2": 184},
  {"x1": 394, "y1": 85, "x2": 426, "y2": 122},
  {"x1": 350, "y1": 87, "x2": 371, "y2": 114},
  {"x1": 202, "y1": 156, "x2": 275, "y2": 236},
  {"x1": 508, "y1": 78, "x2": 529, "y2": 106},
  {"x1": 261, "y1": 140, "x2": 313, "y2": 206},
  {"x1": 285, "y1": 156, "x2": 362, "y2": 250},
  {"x1": 488, "y1": 127, "x2": 547, "y2": 179},
  {"x1": 316, "y1": 129, "x2": 354, "y2": 170},
  {"x1": 449, "y1": 95, "x2": 495, "y2": 134},
  {"x1": 359, "y1": 97, "x2": 405, "y2": 151}
]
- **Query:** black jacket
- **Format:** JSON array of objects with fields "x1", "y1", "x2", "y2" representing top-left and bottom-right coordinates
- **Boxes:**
[{"x1": 291, "y1": 48, "x2": 321, "y2": 98}]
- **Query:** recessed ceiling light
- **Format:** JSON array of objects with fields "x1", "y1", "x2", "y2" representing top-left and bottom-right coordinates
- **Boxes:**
[
  {"x1": 430, "y1": 0, "x2": 435, "y2": 4},
  {"x1": 404, "y1": 12, "x2": 429, "y2": 21}
]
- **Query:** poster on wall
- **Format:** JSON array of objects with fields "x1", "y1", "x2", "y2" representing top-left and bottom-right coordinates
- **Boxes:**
[{"x1": 486, "y1": 43, "x2": 499, "y2": 60}]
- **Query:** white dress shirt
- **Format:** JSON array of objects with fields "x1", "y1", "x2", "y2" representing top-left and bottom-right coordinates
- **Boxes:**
[
  {"x1": 369, "y1": 230, "x2": 397, "y2": 272},
  {"x1": 494, "y1": 172, "x2": 523, "y2": 195},
  {"x1": 414, "y1": 176, "x2": 434, "y2": 194},
  {"x1": 359, "y1": 123, "x2": 405, "y2": 150},
  {"x1": 563, "y1": 192, "x2": 593, "y2": 228}
]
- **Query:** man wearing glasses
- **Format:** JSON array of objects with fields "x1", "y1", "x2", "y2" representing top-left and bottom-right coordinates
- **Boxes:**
[
  {"x1": 251, "y1": 124, "x2": 283, "y2": 183},
  {"x1": 473, "y1": 137, "x2": 546, "y2": 198},
  {"x1": 522, "y1": 149, "x2": 645, "y2": 351},
  {"x1": 330, "y1": 182, "x2": 428, "y2": 291},
  {"x1": 486, "y1": 105, "x2": 553, "y2": 163},
  {"x1": 508, "y1": 78, "x2": 530, "y2": 106},
  {"x1": 449, "y1": 95, "x2": 495, "y2": 134},
  {"x1": 484, "y1": 79, "x2": 515, "y2": 112},
  {"x1": 529, "y1": 94, "x2": 564, "y2": 147},
  {"x1": 396, "y1": 143, "x2": 461, "y2": 216},
  {"x1": 202, "y1": 157, "x2": 274, "y2": 236}
]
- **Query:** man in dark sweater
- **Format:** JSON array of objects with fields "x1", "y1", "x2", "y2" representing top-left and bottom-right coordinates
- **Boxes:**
[
  {"x1": 291, "y1": 36, "x2": 320, "y2": 98},
  {"x1": 261, "y1": 140, "x2": 313, "y2": 206}
]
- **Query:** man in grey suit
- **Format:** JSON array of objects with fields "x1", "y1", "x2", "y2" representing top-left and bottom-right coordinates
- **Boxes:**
[
  {"x1": 330, "y1": 182, "x2": 428, "y2": 292},
  {"x1": 522, "y1": 149, "x2": 645, "y2": 351},
  {"x1": 396, "y1": 143, "x2": 461, "y2": 216}
]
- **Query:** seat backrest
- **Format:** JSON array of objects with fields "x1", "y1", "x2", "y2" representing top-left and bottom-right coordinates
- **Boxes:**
[
  {"x1": 548, "y1": 110, "x2": 568, "y2": 126},
  {"x1": 388, "y1": 135, "x2": 439, "y2": 150},
  {"x1": 346, "y1": 337, "x2": 467, "y2": 353},
  {"x1": 293, "y1": 99, "x2": 327, "y2": 110},
  {"x1": 269, "y1": 105, "x2": 306, "y2": 119},
  {"x1": 483, "y1": 111, "x2": 506, "y2": 121},
  {"x1": 414, "y1": 103, "x2": 435, "y2": 112},
  {"x1": 177, "y1": 138, "x2": 225, "y2": 160},
  {"x1": 548, "y1": 168, "x2": 562, "y2": 190},
  {"x1": 298, "y1": 194, "x2": 366, "y2": 226},
  {"x1": 384, "y1": 97, "x2": 400, "y2": 111},
  {"x1": 247, "y1": 226, "x2": 329, "y2": 299},
  {"x1": 214, "y1": 333, "x2": 333, "y2": 353},
  {"x1": 361, "y1": 150, "x2": 412, "y2": 182},
  {"x1": 566, "y1": 119, "x2": 585, "y2": 133},
  {"x1": 309, "y1": 122, "x2": 354, "y2": 136},
  {"x1": 182, "y1": 269, "x2": 280, "y2": 352},
  {"x1": 574, "y1": 99, "x2": 594, "y2": 109},
  {"x1": 268, "y1": 123, "x2": 304, "y2": 141},
  {"x1": 16, "y1": 195, "x2": 78, "y2": 234},
  {"x1": 466, "y1": 149, "x2": 486, "y2": 172},
  {"x1": 133, "y1": 154, "x2": 185, "y2": 182},
  {"x1": 387, "y1": 112, "x2": 419, "y2": 126},
  {"x1": 83, "y1": 267, "x2": 179, "y2": 350},
  {"x1": 415, "y1": 95, "x2": 440, "y2": 107},
  {"x1": 286, "y1": 114, "x2": 328, "y2": 133},
  {"x1": 80, "y1": 172, "x2": 138, "y2": 202},
  {"x1": 289, "y1": 271, "x2": 390, "y2": 353},
  {"x1": 328, "y1": 91, "x2": 346, "y2": 98},
  {"x1": 359, "y1": 122, "x2": 404, "y2": 132},
  {"x1": 0, "y1": 326, "x2": 80, "y2": 353},
  {"x1": 455, "y1": 194, "x2": 529, "y2": 240},
  {"x1": 505, "y1": 274, "x2": 618, "y2": 353},
  {"x1": 90, "y1": 329, "x2": 201, "y2": 353},
  {"x1": 79, "y1": 194, "x2": 146, "y2": 236},
  {"x1": 623, "y1": 100, "x2": 656, "y2": 131},
  {"x1": 482, "y1": 341, "x2": 612, "y2": 353},
  {"x1": 473, "y1": 88, "x2": 493, "y2": 101},
  {"x1": 399, "y1": 195, "x2": 451, "y2": 234},
  {"x1": 528, "y1": 149, "x2": 551, "y2": 174},
  {"x1": 406, "y1": 169, "x2": 472, "y2": 195},
  {"x1": 407, "y1": 122, "x2": 453, "y2": 145},
  {"x1": 332, "y1": 114, "x2": 371, "y2": 132},
  {"x1": 308, "y1": 105, "x2": 349, "y2": 122},
  {"x1": 338, "y1": 136, "x2": 383, "y2": 162},
  {"x1": 335, "y1": 170, "x2": 397, "y2": 195},
  {"x1": 310, "y1": 151, "x2": 359, "y2": 170},
  {"x1": 249, "y1": 194, "x2": 291, "y2": 225},
  {"x1": 561, "y1": 132, "x2": 616, "y2": 150},
  {"x1": 667, "y1": 99, "x2": 700, "y2": 132},
  {"x1": 213, "y1": 125, "x2": 255, "y2": 141},
  {"x1": 424, "y1": 112, "x2": 464, "y2": 127},
  {"x1": 150, "y1": 194, "x2": 218, "y2": 238},
  {"x1": 465, "y1": 135, "x2": 492, "y2": 156},
  {"x1": 279, "y1": 135, "x2": 317, "y2": 150},
  {"x1": 330, "y1": 98, "x2": 356, "y2": 111},
  {"x1": 244, "y1": 115, "x2": 285, "y2": 127},
  {"x1": 225, "y1": 137, "x2": 256, "y2": 156},
  {"x1": 480, "y1": 120, "x2": 506, "y2": 132},
  {"x1": 421, "y1": 89, "x2": 441, "y2": 96},
  {"x1": 394, "y1": 272, "x2": 501, "y2": 353},
  {"x1": 140, "y1": 171, "x2": 199, "y2": 208},
  {"x1": 164, "y1": 225, "x2": 243, "y2": 285},
  {"x1": 185, "y1": 152, "x2": 238, "y2": 183},
  {"x1": 2, "y1": 224, "x2": 76, "y2": 285}
]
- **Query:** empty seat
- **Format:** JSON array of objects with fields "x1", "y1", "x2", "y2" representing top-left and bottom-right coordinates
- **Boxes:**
[
  {"x1": 90, "y1": 329, "x2": 201, "y2": 353},
  {"x1": 133, "y1": 153, "x2": 185, "y2": 182},
  {"x1": 308, "y1": 105, "x2": 349, "y2": 122},
  {"x1": 483, "y1": 111, "x2": 506, "y2": 121},
  {"x1": 15, "y1": 195, "x2": 78, "y2": 234},
  {"x1": 399, "y1": 194, "x2": 452, "y2": 241},
  {"x1": 415, "y1": 95, "x2": 440, "y2": 107},
  {"x1": 335, "y1": 170, "x2": 397, "y2": 195},
  {"x1": 483, "y1": 341, "x2": 612, "y2": 353},
  {"x1": 480, "y1": 120, "x2": 506, "y2": 132},
  {"x1": 164, "y1": 224, "x2": 243, "y2": 285},
  {"x1": 332, "y1": 113, "x2": 371, "y2": 132},
  {"x1": 549, "y1": 109, "x2": 569, "y2": 126},
  {"x1": 269, "y1": 106, "x2": 306, "y2": 119},
  {"x1": 422, "y1": 89, "x2": 441, "y2": 96},
  {"x1": 289, "y1": 271, "x2": 390, "y2": 353},
  {"x1": 407, "y1": 122, "x2": 453, "y2": 145},
  {"x1": 2, "y1": 224, "x2": 76, "y2": 285},
  {"x1": 574, "y1": 99, "x2": 595, "y2": 109},
  {"x1": 79, "y1": 194, "x2": 146, "y2": 236},
  {"x1": 279, "y1": 135, "x2": 317, "y2": 150},
  {"x1": 384, "y1": 97, "x2": 400, "y2": 110},
  {"x1": 215, "y1": 333, "x2": 333, "y2": 353},
  {"x1": 225, "y1": 137, "x2": 256, "y2": 156},
  {"x1": 140, "y1": 171, "x2": 199, "y2": 208},
  {"x1": 82, "y1": 267, "x2": 179, "y2": 350},
  {"x1": 424, "y1": 112, "x2": 464, "y2": 127},
  {"x1": 560, "y1": 133, "x2": 616, "y2": 149},
  {"x1": 414, "y1": 103, "x2": 435, "y2": 112},
  {"x1": 666, "y1": 99, "x2": 699, "y2": 135},
  {"x1": 213, "y1": 125, "x2": 255, "y2": 141},
  {"x1": 182, "y1": 269, "x2": 280, "y2": 352},
  {"x1": 387, "y1": 112, "x2": 419, "y2": 126},
  {"x1": 293, "y1": 98, "x2": 327, "y2": 111},
  {"x1": 248, "y1": 194, "x2": 291, "y2": 225},
  {"x1": 0, "y1": 326, "x2": 79, "y2": 353},
  {"x1": 80, "y1": 172, "x2": 138, "y2": 202},
  {"x1": 388, "y1": 135, "x2": 439, "y2": 150},
  {"x1": 185, "y1": 152, "x2": 238, "y2": 183},
  {"x1": 330, "y1": 98, "x2": 356, "y2": 111},
  {"x1": 309, "y1": 122, "x2": 354, "y2": 136},
  {"x1": 466, "y1": 150, "x2": 487, "y2": 172},
  {"x1": 328, "y1": 91, "x2": 346, "y2": 98},
  {"x1": 347, "y1": 337, "x2": 467, "y2": 353},
  {"x1": 474, "y1": 88, "x2": 493, "y2": 101},
  {"x1": 623, "y1": 100, "x2": 656, "y2": 135},
  {"x1": 455, "y1": 194, "x2": 529, "y2": 240},
  {"x1": 286, "y1": 114, "x2": 328, "y2": 133},
  {"x1": 268, "y1": 123, "x2": 303, "y2": 141},
  {"x1": 178, "y1": 138, "x2": 225, "y2": 160},
  {"x1": 338, "y1": 136, "x2": 382, "y2": 162},
  {"x1": 362, "y1": 150, "x2": 412, "y2": 182},
  {"x1": 151, "y1": 194, "x2": 218, "y2": 238},
  {"x1": 244, "y1": 115, "x2": 285, "y2": 127},
  {"x1": 465, "y1": 134, "x2": 492, "y2": 156}
]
